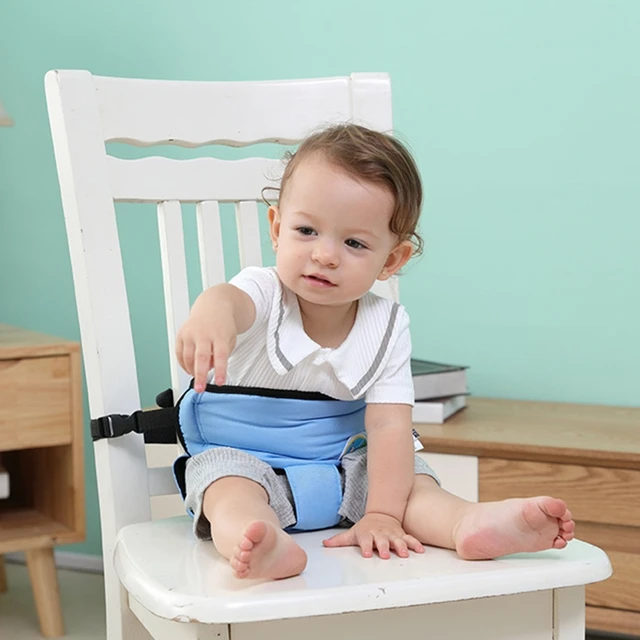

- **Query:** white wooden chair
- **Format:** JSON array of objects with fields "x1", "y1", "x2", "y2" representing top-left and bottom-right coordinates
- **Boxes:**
[{"x1": 45, "y1": 70, "x2": 611, "y2": 640}]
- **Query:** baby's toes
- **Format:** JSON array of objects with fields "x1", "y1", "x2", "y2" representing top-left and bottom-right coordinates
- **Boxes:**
[
  {"x1": 559, "y1": 508, "x2": 573, "y2": 523},
  {"x1": 542, "y1": 497, "x2": 568, "y2": 519},
  {"x1": 231, "y1": 545, "x2": 251, "y2": 566},
  {"x1": 552, "y1": 535, "x2": 568, "y2": 549},
  {"x1": 556, "y1": 519, "x2": 575, "y2": 543},
  {"x1": 238, "y1": 535, "x2": 255, "y2": 552},
  {"x1": 230, "y1": 554, "x2": 250, "y2": 575},
  {"x1": 236, "y1": 549, "x2": 252, "y2": 563},
  {"x1": 560, "y1": 519, "x2": 575, "y2": 534}
]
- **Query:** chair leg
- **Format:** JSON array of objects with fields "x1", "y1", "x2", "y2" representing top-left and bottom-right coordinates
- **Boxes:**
[
  {"x1": 0, "y1": 554, "x2": 7, "y2": 592},
  {"x1": 554, "y1": 586, "x2": 585, "y2": 640},
  {"x1": 25, "y1": 547, "x2": 64, "y2": 638}
]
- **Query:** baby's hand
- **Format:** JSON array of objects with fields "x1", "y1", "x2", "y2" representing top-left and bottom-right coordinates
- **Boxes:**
[
  {"x1": 175, "y1": 314, "x2": 237, "y2": 392},
  {"x1": 322, "y1": 512, "x2": 424, "y2": 559}
]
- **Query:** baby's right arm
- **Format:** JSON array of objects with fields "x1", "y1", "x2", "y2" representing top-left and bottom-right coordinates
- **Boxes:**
[{"x1": 175, "y1": 284, "x2": 256, "y2": 392}]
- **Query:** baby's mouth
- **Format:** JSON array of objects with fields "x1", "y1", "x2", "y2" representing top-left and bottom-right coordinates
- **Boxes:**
[{"x1": 304, "y1": 274, "x2": 336, "y2": 287}]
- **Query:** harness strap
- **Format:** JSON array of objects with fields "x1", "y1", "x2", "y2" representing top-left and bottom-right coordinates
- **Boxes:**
[{"x1": 284, "y1": 464, "x2": 343, "y2": 531}]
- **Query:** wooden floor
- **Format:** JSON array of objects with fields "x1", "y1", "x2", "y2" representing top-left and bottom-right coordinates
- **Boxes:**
[{"x1": 0, "y1": 561, "x2": 629, "y2": 639}]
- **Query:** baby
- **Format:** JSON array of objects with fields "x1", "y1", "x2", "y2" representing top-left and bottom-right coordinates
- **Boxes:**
[{"x1": 175, "y1": 123, "x2": 574, "y2": 580}]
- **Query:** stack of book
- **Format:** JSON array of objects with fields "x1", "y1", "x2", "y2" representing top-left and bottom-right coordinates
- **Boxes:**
[{"x1": 410, "y1": 358, "x2": 469, "y2": 424}]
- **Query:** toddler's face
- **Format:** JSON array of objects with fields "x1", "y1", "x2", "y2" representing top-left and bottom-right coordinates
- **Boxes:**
[{"x1": 268, "y1": 153, "x2": 410, "y2": 311}]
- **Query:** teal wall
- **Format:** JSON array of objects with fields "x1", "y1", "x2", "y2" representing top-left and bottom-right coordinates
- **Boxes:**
[{"x1": 1, "y1": 1, "x2": 638, "y2": 557}]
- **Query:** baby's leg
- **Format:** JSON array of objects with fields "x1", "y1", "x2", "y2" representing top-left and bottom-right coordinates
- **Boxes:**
[
  {"x1": 202, "y1": 476, "x2": 307, "y2": 579},
  {"x1": 403, "y1": 476, "x2": 575, "y2": 560}
]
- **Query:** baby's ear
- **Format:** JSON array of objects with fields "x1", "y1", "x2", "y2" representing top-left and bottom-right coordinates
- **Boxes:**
[
  {"x1": 268, "y1": 206, "x2": 281, "y2": 248},
  {"x1": 378, "y1": 241, "x2": 413, "y2": 280}
]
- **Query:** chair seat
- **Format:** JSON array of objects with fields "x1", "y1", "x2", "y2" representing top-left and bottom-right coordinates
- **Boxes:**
[{"x1": 114, "y1": 515, "x2": 611, "y2": 625}]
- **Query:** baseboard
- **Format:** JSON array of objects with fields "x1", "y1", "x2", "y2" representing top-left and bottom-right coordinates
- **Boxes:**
[{"x1": 4, "y1": 550, "x2": 104, "y2": 574}]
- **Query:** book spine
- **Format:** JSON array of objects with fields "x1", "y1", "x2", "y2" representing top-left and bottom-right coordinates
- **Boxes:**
[{"x1": 0, "y1": 465, "x2": 9, "y2": 499}]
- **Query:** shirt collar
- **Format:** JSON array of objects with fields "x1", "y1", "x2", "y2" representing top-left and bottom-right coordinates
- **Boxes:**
[
  {"x1": 266, "y1": 279, "x2": 402, "y2": 398},
  {"x1": 324, "y1": 294, "x2": 401, "y2": 397},
  {"x1": 266, "y1": 282, "x2": 319, "y2": 374}
]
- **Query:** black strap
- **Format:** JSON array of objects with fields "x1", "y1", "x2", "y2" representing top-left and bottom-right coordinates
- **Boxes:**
[
  {"x1": 90, "y1": 388, "x2": 179, "y2": 444},
  {"x1": 90, "y1": 407, "x2": 178, "y2": 443}
]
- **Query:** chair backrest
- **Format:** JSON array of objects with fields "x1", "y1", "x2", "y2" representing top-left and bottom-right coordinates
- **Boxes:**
[{"x1": 45, "y1": 70, "x2": 397, "y2": 548}]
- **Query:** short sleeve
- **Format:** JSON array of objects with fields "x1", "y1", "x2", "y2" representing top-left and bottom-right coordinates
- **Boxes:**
[
  {"x1": 228, "y1": 266, "x2": 278, "y2": 333},
  {"x1": 364, "y1": 308, "x2": 414, "y2": 405}
]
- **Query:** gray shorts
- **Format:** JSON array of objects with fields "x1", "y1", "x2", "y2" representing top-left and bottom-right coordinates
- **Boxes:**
[{"x1": 184, "y1": 446, "x2": 439, "y2": 540}]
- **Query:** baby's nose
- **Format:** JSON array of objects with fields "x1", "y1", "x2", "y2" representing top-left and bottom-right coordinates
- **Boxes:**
[{"x1": 313, "y1": 241, "x2": 340, "y2": 266}]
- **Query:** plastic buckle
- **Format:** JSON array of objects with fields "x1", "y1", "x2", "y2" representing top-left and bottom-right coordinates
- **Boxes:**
[{"x1": 90, "y1": 414, "x2": 136, "y2": 441}]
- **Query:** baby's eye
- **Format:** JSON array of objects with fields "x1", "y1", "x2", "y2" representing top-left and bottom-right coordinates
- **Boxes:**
[
  {"x1": 296, "y1": 226, "x2": 316, "y2": 236},
  {"x1": 345, "y1": 238, "x2": 367, "y2": 250}
]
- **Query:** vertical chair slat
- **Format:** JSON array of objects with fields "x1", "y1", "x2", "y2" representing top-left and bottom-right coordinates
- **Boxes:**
[
  {"x1": 236, "y1": 201, "x2": 263, "y2": 269},
  {"x1": 196, "y1": 201, "x2": 226, "y2": 290},
  {"x1": 351, "y1": 74, "x2": 398, "y2": 303},
  {"x1": 157, "y1": 200, "x2": 191, "y2": 397}
]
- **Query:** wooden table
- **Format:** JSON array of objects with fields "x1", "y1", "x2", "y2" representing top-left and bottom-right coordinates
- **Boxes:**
[
  {"x1": 0, "y1": 325, "x2": 85, "y2": 637},
  {"x1": 415, "y1": 397, "x2": 640, "y2": 637}
]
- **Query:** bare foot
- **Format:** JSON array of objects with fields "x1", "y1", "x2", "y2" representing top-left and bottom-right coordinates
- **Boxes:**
[
  {"x1": 453, "y1": 496, "x2": 575, "y2": 560},
  {"x1": 229, "y1": 521, "x2": 307, "y2": 579}
]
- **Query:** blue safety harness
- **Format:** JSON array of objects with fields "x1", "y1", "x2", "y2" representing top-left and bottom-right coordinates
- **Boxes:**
[{"x1": 91, "y1": 383, "x2": 367, "y2": 531}]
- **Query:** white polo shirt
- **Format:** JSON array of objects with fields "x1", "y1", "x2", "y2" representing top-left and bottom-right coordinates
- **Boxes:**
[{"x1": 209, "y1": 267, "x2": 414, "y2": 405}]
